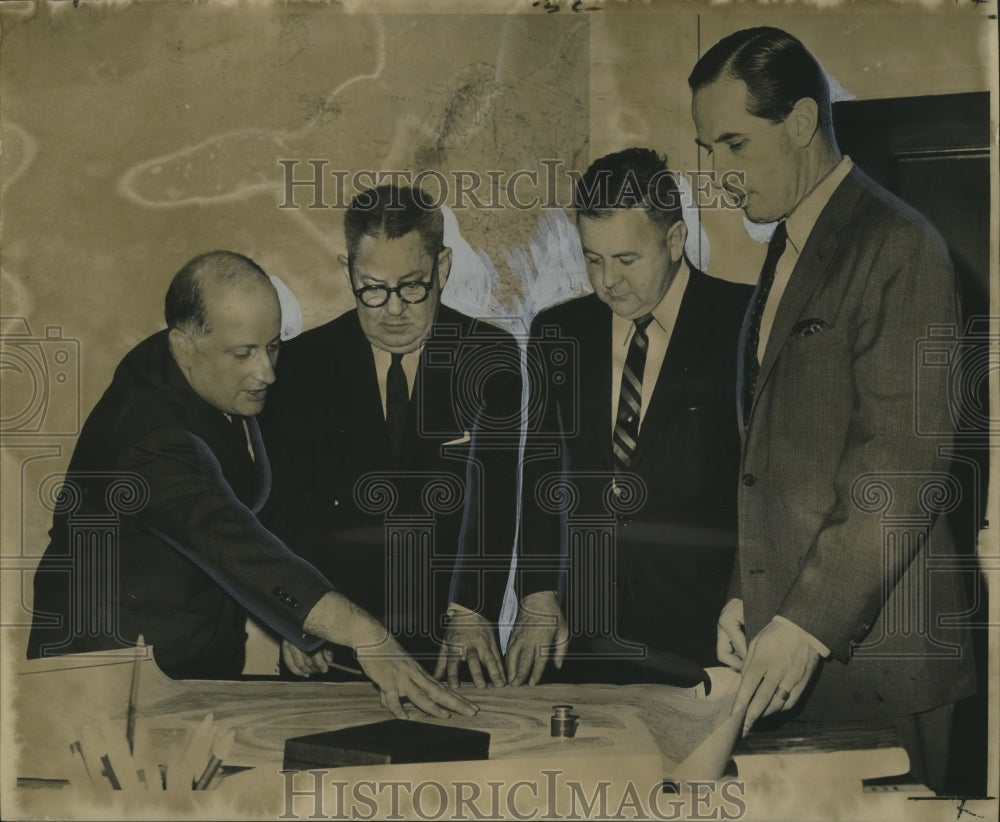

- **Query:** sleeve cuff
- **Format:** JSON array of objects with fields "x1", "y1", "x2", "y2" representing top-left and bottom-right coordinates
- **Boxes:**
[
  {"x1": 447, "y1": 602, "x2": 476, "y2": 617},
  {"x1": 773, "y1": 615, "x2": 831, "y2": 658}
]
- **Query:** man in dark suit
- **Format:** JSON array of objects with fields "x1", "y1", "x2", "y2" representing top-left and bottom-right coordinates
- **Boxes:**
[
  {"x1": 260, "y1": 186, "x2": 520, "y2": 688},
  {"x1": 689, "y1": 27, "x2": 975, "y2": 790},
  {"x1": 506, "y1": 148, "x2": 752, "y2": 686},
  {"x1": 27, "y1": 250, "x2": 477, "y2": 720}
]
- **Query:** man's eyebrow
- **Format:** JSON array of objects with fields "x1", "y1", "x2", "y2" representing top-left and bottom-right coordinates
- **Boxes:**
[
  {"x1": 359, "y1": 268, "x2": 426, "y2": 283},
  {"x1": 696, "y1": 132, "x2": 745, "y2": 148}
]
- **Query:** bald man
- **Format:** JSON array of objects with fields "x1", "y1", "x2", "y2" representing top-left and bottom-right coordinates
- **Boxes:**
[{"x1": 27, "y1": 251, "x2": 476, "y2": 720}]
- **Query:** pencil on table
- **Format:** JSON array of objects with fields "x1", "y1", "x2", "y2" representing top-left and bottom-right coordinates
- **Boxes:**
[
  {"x1": 67, "y1": 740, "x2": 93, "y2": 787},
  {"x1": 195, "y1": 730, "x2": 236, "y2": 791},
  {"x1": 174, "y1": 712, "x2": 215, "y2": 790},
  {"x1": 126, "y1": 635, "x2": 144, "y2": 755}
]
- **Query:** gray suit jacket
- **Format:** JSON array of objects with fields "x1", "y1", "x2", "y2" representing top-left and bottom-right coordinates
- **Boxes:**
[{"x1": 738, "y1": 167, "x2": 976, "y2": 721}]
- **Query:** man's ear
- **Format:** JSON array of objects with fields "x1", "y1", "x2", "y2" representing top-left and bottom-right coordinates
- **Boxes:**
[
  {"x1": 786, "y1": 97, "x2": 820, "y2": 148},
  {"x1": 436, "y1": 247, "x2": 453, "y2": 290},
  {"x1": 338, "y1": 254, "x2": 351, "y2": 287},
  {"x1": 168, "y1": 327, "x2": 194, "y2": 374},
  {"x1": 667, "y1": 220, "x2": 688, "y2": 262}
]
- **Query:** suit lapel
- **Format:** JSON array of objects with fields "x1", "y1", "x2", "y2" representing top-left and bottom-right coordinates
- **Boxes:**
[
  {"x1": 752, "y1": 171, "x2": 865, "y2": 421},
  {"x1": 341, "y1": 312, "x2": 394, "y2": 461},
  {"x1": 246, "y1": 415, "x2": 271, "y2": 513},
  {"x1": 404, "y1": 305, "x2": 466, "y2": 467},
  {"x1": 584, "y1": 298, "x2": 615, "y2": 470},
  {"x1": 630, "y1": 270, "x2": 699, "y2": 468}
]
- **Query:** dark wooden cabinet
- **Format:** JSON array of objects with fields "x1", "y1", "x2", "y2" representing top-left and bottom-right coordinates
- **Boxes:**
[{"x1": 835, "y1": 91, "x2": 991, "y2": 797}]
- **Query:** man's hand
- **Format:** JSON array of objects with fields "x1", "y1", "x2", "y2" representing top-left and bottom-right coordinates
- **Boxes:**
[
  {"x1": 717, "y1": 598, "x2": 747, "y2": 670},
  {"x1": 356, "y1": 635, "x2": 480, "y2": 720},
  {"x1": 302, "y1": 591, "x2": 479, "y2": 720},
  {"x1": 505, "y1": 591, "x2": 568, "y2": 686},
  {"x1": 282, "y1": 640, "x2": 335, "y2": 677},
  {"x1": 732, "y1": 618, "x2": 821, "y2": 737},
  {"x1": 434, "y1": 610, "x2": 506, "y2": 689}
]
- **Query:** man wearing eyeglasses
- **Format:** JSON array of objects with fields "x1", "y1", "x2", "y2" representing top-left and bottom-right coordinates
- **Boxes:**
[{"x1": 260, "y1": 185, "x2": 520, "y2": 688}]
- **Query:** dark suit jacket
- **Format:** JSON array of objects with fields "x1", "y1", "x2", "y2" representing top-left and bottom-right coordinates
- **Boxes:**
[
  {"x1": 259, "y1": 304, "x2": 520, "y2": 662},
  {"x1": 520, "y1": 267, "x2": 752, "y2": 672},
  {"x1": 739, "y1": 167, "x2": 976, "y2": 720},
  {"x1": 27, "y1": 330, "x2": 334, "y2": 679}
]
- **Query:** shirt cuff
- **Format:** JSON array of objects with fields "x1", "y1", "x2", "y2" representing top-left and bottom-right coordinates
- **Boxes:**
[
  {"x1": 773, "y1": 615, "x2": 831, "y2": 658},
  {"x1": 521, "y1": 590, "x2": 558, "y2": 607},
  {"x1": 721, "y1": 597, "x2": 743, "y2": 621},
  {"x1": 447, "y1": 602, "x2": 476, "y2": 617}
]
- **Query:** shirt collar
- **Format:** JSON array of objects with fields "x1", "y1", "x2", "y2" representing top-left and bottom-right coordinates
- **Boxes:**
[
  {"x1": 371, "y1": 344, "x2": 423, "y2": 364},
  {"x1": 784, "y1": 156, "x2": 853, "y2": 254},
  {"x1": 612, "y1": 257, "x2": 690, "y2": 344}
]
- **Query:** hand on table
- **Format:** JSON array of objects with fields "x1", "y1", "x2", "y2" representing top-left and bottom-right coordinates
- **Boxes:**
[
  {"x1": 434, "y1": 610, "x2": 506, "y2": 688},
  {"x1": 301, "y1": 591, "x2": 479, "y2": 720},
  {"x1": 505, "y1": 591, "x2": 568, "y2": 686},
  {"x1": 732, "y1": 618, "x2": 821, "y2": 737},
  {"x1": 356, "y1": 634, "x2": 480, "y2": 720},
  {"x1": 717, "y1": 598, "x2": 747, "y2": 670}
]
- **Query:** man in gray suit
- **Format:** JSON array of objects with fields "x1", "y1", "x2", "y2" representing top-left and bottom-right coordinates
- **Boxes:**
[{"x1": 689, "y1": 28, "x2": 975, "y2": 791}]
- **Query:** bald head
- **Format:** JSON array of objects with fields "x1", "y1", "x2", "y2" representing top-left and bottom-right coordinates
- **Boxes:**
[
  {"x1": 165, "y1": 250, "x2": 273, "y2": 337},
  {"x1": 166, "y1": 251, "x2": 281, "y2": 416}
]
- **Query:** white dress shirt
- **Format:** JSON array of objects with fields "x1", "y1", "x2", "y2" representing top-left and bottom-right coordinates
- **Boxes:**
[
  {"x1": 372, "y1": 345, "x2": 420, "y2": 418},
  {"x1": 757, "y1": 157, "x2": 854, "y2": 362}
]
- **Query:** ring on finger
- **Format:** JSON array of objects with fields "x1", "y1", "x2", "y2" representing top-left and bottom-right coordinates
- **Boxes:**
[{"x1": 777, "y1": 688, "x2": 791, "y2": 702}]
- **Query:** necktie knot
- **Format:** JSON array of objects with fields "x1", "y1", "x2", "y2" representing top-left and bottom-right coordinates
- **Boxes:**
[
  {"x1": 633, "y1": 314, "x2": 654, "y2": 335},
  {"x1": 391, "y1": 352, "x2": 404, "y2": 366},
  {"x1": 768, "y1": 221, "x2": 788, "y2": 258}
]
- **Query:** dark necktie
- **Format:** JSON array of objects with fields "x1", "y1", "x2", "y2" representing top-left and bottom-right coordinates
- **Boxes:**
[
  {"x1": 612, "y1": 314, "x2": 654, "y2": 472},
  {"x1": 386, "y1": 352, "x2": 408, "y2": 463},
  {"x1": 742, "y1": 221, "x2": 788, "y2": 426}
]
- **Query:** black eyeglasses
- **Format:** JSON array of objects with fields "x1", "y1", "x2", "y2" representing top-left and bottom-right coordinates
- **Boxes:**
[
  {"x1": 352, "y1": 281, "x2": 435, "y2": 308},
  {"x1": 350, "y1": 253, "x2": 441, "y2": 308}
]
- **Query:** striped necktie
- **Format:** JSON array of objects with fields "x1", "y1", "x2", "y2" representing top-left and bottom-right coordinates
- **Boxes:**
[
  {"x1": 741, "y1": 221, "x2": 788, "y2": 426},
  {"x1": 612, "y1": 314, "x2": 654, "y2": 471}
]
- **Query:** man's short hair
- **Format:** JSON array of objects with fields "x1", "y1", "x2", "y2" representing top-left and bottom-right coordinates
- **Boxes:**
[
  {"x1": 344, "y1": 185, "x2": 444, "y2": 265},
  {"x1": 573, "y1": 147, "x2": 683, "y2": 235},
  {"x1": 164, "y1": 250, "x2": 268, "y2": 335},
  {"x1": 687, "y1": 26, "x2": 834, "y2": 139}
]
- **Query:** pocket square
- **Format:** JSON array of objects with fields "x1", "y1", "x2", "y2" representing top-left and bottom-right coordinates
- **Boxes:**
[
  {"x1": 443, "y1": 431, "x2": 472, "y2": 446},
  {"x1": 792, "y1": 318, "x2": 828, "y2": 337}
]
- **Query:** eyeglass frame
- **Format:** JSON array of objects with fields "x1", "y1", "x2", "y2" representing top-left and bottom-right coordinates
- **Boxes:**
[{"x1": 348, "y1": 254, "x2": 441, "y2": 308}]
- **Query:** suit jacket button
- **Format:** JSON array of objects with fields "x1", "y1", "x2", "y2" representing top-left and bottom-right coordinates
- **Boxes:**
[
  {"x1": 273, "y1": 586, "x2": 284, "y2": 597},
  {"x1": 289, "y1": 597, "x2": 299, "y2": 607},
  {"x1": 742, "y1": 473, "x2": 756, "y2": 487}
]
